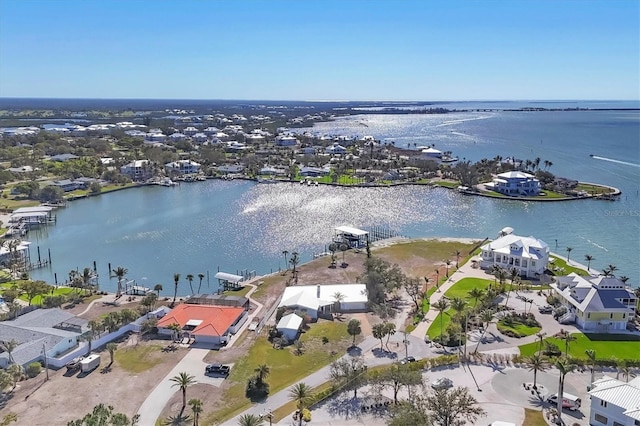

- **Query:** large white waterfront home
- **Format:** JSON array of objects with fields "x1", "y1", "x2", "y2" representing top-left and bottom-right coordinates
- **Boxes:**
[
  {"x1": 479, "y1": 229, "x2": 549, "y2": 278},
  {"x1": 485, "y1": 171, "x2": 541, "y2": 196},
  {"x1": 551, "y1": 273, "x2": 637, "y2": 331}
]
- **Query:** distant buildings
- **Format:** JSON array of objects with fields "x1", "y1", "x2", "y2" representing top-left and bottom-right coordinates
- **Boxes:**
[
  {"x1": 165, "y1": 159, "x2": 201, "y2": 175},
  {"x1": 479, "y1": 229, "x2": 549, "y2": 278},
  {"x1": 121, "y1": 160, "x2": 151, "y2": 181},
  {"x1": 278, "y1": 284, "x2": 368, "y2": 320}
]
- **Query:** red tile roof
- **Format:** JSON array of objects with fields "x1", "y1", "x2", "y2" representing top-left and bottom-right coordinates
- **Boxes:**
[{"x1": 157, "y1": 304, "x2": 245, "y2": 337}]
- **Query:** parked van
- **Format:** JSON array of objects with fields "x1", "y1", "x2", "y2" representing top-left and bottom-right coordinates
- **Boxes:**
[{"x1": 546, "y1": 392, "x2": 581, "y2": 410}]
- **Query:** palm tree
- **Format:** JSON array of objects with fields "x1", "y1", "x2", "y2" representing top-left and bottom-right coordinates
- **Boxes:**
[
  {"x1": 237, "y1": 414, "x2": 264, "y2": 426},
  {"x1": 172, "y1": 273, "x2": 181, "y2": 307},
  {"x1": 433, "y1": 298, "x2": 450, "y2": 343},
  {"x1": 282, "y1": 250, "x2": 289, "y2": 271},
  {"x1": 561, "y1": 332, "x2": 577, "y2": 357},
  {"x1": 604, "y1": 264, "x2": 618, "y2": 277},
  {"x1": 186, "y1": 274, "x2": 194, "y2": 295},
  {"x1": 584, "y1": 254, "x2": 594, "y2": 272},
  {"x1": 197, "y1": 273, "x2": 205, "y2": 293},
  {"x1": 188, "y1": 398, "x2": 203, "y2": 426},
  {"x1": 170, "y1": 372, "x2": 196, "y2": 410},
  {"x1": 0, "y1": 339, "x2": 18, "y2": 364},
  {"x1": 112, "y1": 266, "x2": 128, "y2": 297},
  {"x1": 154, "y1": 283, "x2": 163, "y2": 296},
  {"x1": 289, "y1": 252, "x2": 299, "y2": 277},
  {"x1": 254, "y1": 364, "x2": 270, "y2": 388},
  {"x1": 434, "y1": 268, "x2": 440, "y2": 291},
  {"x1": 450, "y1": 297, "x2": 466, "y2": 320},
  {"x1": 565, "y1": 247, "x2": 573, "y2": 264},
  {"x1": 332, "y1": 292, "x2": 345, "y2": 316},
  {"x1": 288, "y1": 382, "x2": 314, "y2": 426},
  {"x1": 536, "y1": 331, "x2": 547, "y2": 353},
  {"x1": 467, "y1": 288, "x2": 484, "y2": 310},
  {"x1": 619, "y1": 276, "x2": 630, "y2": 284},
  {"x1": 554, "y1": 358, "x2": 576, "y2": 425},
  {"x1": 526, "y1": 354, "x2": 548, "y2": 389},
  {"x1": 453, "y1": 250, "x2": 462, "y2": 269},
  {"x1": 87, "y1": 319, "x2": 102, "y2": 354},
  {"x1": 106, "y1": 342, "x2": 117, "y2": 366},
  {"x1": 585, "y1": 349, "x2": 597, "y2": 386},
  {"x1": 474, "y1": 309, "x2": 494, "y2": 353},
  {"x1": 445, "y1": 259, "x2": 452, "y2": 278}
]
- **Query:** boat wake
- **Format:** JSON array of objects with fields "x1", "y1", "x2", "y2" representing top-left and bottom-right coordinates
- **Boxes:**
[
  {"x1": 590, "y1": 155, "x2": 640, "y2": 168},
  {"x1": 579, "y1": 236, "x2": 609, "y2": 252}
]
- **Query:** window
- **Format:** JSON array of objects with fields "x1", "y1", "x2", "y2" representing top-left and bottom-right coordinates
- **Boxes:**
[
  {"x1": 613, "y1": 422, "x2": 624, "y2": 426},
  {"x1": 600, "y1": 400, "x2": 607, "y2": 407},
  {"x1": 610, "y1": 313, "x2": 613, "y2": 319},
  {"x1": 594, "y1": 413, "x2": 608, "y2": 424}
]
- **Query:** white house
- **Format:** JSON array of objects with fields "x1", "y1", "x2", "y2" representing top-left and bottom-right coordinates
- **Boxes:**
[
  {"x1": 589, "y1": 376, "x2": 640, "y2": 426},
  {"x1": 479, "y1": 229, "x2": 549, "y2": 278},
  {"x1": 192, "y1": 133, "x2": 208, "y2": 143},
  {"x1": 276, "y1": 313, "x2": 303, "y2": 341},
  {"x1": 485, "y1": 171, "x2": 541, "y2": 196},
  {"x1": 120, "y1": 159, "x2": 151, "y2": 181},
  {"x1": 325, "y1": 143, "x2": 347, "y2": 155},
  {"x1": 169, "y1": 132, "x2": 187, "y2": 142},
  {"x1": 279, "y1": 284, "x2": 368, "y2": 320},
  {"x1": 552, "y1": 273, "x2": 637, "y2": 331},
  {"x1": 275, "y1": 135, "x2": 298, "y2": 147},
  {"x1": 0, "y1": 308, "x2": 88, "y2": 368},
  {"x1": 183, "y1": 126, "x2": 199, "y2": 136},
  {"x1": 420, "y1": 147, "x2": 443, "y2": 159},
  {"x1": 165, "y1": 160, "x2": 201, "y2": 175}
]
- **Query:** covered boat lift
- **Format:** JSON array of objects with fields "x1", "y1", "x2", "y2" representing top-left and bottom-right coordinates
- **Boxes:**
[
  {"x1": 334, "y1": 225, "x2": 369, "y2": 249},
  {"x1": 214, "y1": 272, "x2": 245, "y2": 291}
]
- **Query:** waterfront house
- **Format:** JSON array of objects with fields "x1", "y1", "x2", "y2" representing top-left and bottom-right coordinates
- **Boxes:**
[
  {"x1": 0, "y1": 239, "x2": 30, "y2": 268},
  {"x1": 551, "y1": 273, "x2": 637, "y2": 331},
  {"x1": 217, "y1": 164, "x2": 245, "y2": 175},
  {"x1": 275, "y1": 135, "x2": 298, "y2": 147},
  {"x1": 420, "y1": 147, "x2": 443, "y2": 160},
  {"x1": 156, "y1": 304, "x2": 248, "y2": 346},
  {"x1": 186, "y1": 294, "x2": 249, "y2": 310},
  {"x1": 278, "y1": 284, "x2": 368, "y2": 320},
  {"x1": 485, "y1": 171, "x2": 541, "y2": 196},
  {"x1": 0, "y1": 308, "x2": 88, "y2": 368},
  {"x1": 165, "y1": 159, "x2": 201, "y2": 175},
  {"x1": 121, "y1": 159, "x2": 152, "y2": 181},
  {"x1": 479, "y1": 229, "x2": 549, "y2": 278},
  {"x1": 52, "y1": 179, "x2": 79, "y2": 192},
  {"x1": 588, "y1": 376, "x2": 640, "y2": 426},
  {"x1": 276, "y1": 313, "x2": 303, "y2": 341},
  {"x1": 326, "y1": 143, "x2": 347, "y2": 155},
  {"x1": 299, "y1": 166, "x2": 330, "y2": 177}
]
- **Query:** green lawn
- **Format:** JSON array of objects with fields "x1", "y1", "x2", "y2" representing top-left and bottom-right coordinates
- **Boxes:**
[
  {"x1": 496, "y1": 322, "x2": 541, "y2": 338},
  {"x1": 115, "y1": 344, "x2": 167, "y2": 373},
  {"x1": 426, "y1": 277, "x2": 494, "y2": 340},
  {"x1": 548, "y1": 256, "x2": 589, "y2": 276},
  {"x1": 205, "y1": 321, "x2": 351, "y2": 424},
  {"x1": 433, "y1": 180, "x2": 460, "y2": 189},
  {"x1": 519, "y1": 333, "x2": 640, "y2": 360},
  {"x1": 523, "y1": 408, "x2": 547, "y2": 426}
]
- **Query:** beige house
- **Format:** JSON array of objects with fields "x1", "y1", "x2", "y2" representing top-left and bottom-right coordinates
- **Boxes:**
[{"x1": 551, "y1": 273, "x2": 636, "y2": 331}]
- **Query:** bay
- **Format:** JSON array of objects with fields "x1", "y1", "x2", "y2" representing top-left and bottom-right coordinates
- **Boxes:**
[{"x1": 29, "y1": 107, "x2": 640, "y2": 295}]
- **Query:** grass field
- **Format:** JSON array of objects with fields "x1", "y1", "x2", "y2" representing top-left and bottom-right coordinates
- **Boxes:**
[
  {"x1": 519, "y1": 333, "x2": 640, "y2": 360},
  {"x1": 205, "y1": 321, "x2": 351, "y2": 424},
  {"x1": 115, "y1": 344, "x2": 167, "y2": 373},
  {"x1": 548, "y1": 256, "x2": 589, "y2": 276},
  {"x1": 496, "y1": 321, "x2": 541, "y2": 338},
  {"x1": 523, "y1": 408, "x2": 547, "y2": 426}
]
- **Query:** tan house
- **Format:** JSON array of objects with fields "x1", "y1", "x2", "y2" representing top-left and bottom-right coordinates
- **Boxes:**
[{"x1": 551, "y1": 273, "x2": 636, "y2": 331}]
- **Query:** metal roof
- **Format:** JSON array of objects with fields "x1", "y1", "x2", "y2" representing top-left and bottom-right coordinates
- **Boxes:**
[
  {"x1": 214, "y1": 272, "x2": 244, "y2": 283},
  {"x1": 335, "y1": 226, "x2": 368, "y2": 237}
]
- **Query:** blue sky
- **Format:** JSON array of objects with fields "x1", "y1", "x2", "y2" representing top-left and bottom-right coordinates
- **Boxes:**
[{"x1": 0, "y1": 0, "x2": 638, "y2": 101}]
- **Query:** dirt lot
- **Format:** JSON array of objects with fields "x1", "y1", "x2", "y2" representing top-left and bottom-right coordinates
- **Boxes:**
[
  {"x1": 1, "y1": 334, "x2": 187, "y2": 425},
  {"x1": 1, "y1": 238, "x2": 479, "y2": 425}
]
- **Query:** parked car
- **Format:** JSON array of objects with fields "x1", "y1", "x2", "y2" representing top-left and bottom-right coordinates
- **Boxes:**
[
  {"x1": 538, "y1": 305, "x2": 553, "y2": 314},
  {"x1": 205, "y1": 363, "x2": 230, "y2": 376},
  {"x1": 431, "y1": 377, "x2": 453, "y2": 389},
  {"x1": 399, "y1": 356, "x2": 416, "y2": 365}
]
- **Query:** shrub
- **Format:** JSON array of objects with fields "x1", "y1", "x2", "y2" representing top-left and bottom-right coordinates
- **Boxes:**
[
  {"x1": 275, "y1": 307, "x2": 287, "y2": 322},
  {"x1": 25, "y1": 362, "x2": 42, "y2": 378},
  {"x1": 321, "y1": 336, "x2": 329, "y2": 344}
]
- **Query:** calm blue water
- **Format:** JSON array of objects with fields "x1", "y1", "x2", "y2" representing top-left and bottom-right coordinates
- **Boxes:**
[{"x1": 29, "y1": 107, "x2": 640, "y2": 295}]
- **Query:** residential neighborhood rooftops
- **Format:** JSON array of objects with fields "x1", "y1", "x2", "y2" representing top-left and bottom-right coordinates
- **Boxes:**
[{"x1": 589, "y1": 376, "x2": 640, "y2": 420}]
